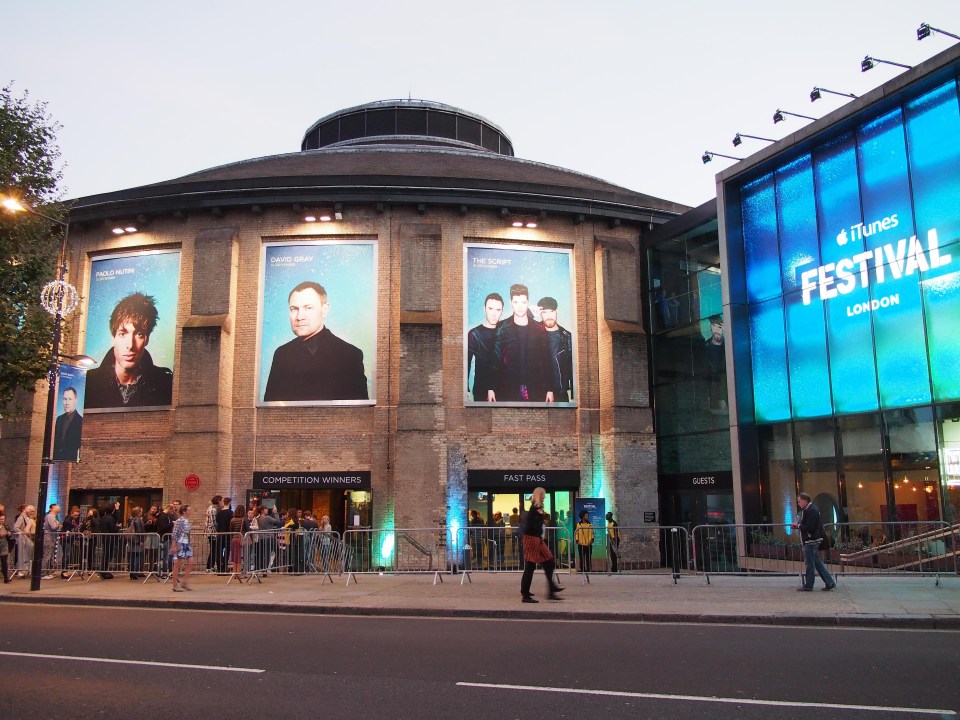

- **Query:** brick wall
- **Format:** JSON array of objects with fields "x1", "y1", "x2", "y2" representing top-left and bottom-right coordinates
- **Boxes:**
[{"x1": 0, "y1": 203, "x2": 660, "y2": 527}]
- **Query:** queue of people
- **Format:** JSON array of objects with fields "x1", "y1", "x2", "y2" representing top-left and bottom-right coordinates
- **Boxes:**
[
  {"x1": 0, "y1": 495, "x2": 626, "y2": 595},
  {"x1": 0, "y1": 498, "x2": 339, "y2": 584}
]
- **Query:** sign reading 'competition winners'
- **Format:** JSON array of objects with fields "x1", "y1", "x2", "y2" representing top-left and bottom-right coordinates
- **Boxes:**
[
  {"x1": 464, "y1": 244, "x2": 577, "y2": 407},
  {"x1": 258, "y1": 240, "x2": 377, "y2": 406},
  {"x1": 83, "y1": 249, "x2": 180, "y2": 413}
]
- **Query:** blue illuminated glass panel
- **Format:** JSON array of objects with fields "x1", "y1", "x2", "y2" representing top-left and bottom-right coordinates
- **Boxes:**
[
  {"x1": 858, "y1": 109, "x2": 914, "y2": 250},
  {"x1": 784, "y1": 291, "x2": 831, "y2": 418},
  {"x1": 814, "y1": 133, "x2": 862, "y2": 266},
  {"x1": 906, "y1": 80, "x2": 960, "y2": 258},
  {"x1": 742, "y1": 173, "x2": 780, "y2": 303},
  {"x1": 813, "y1": 131, "x2": 879, "y2": 414},
  {"x1": 734, "y1": 74, "x2": 960, "y2": 425},
  {"x1": 858, "y1": 108, "x2": 931, "y2": 408},
  {"x1": 871, "y1": 265, "x2": 930, "y2": 407},
  {"x1": 776, "y1": 155, "x2": 818, "y2": 294},
  {"x1": 923, "y1": 269, "x2": 960, "y2": 402},
  {"x1": 824, "y1": 280, "x2": 879, "y2": 415},
  {"x1": 749, "y1": 297, "x2": 790, "y2": 423}
]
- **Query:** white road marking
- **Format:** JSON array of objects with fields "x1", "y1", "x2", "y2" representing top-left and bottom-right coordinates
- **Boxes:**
[
  {"x1": 456, "y1": 681, "x2": 956, "y2": 716},
  {"x1": 0, "y1": 651, "x2": 264, "y2": 674}
]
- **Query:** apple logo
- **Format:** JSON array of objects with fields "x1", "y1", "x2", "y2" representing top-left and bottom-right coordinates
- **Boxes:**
[{"x1": 836, "y1": 228, "x2": 849, "y2": 246}]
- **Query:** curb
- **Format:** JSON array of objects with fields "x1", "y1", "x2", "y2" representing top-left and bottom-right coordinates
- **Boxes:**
[{"x1": 0, "y1": 594, "x2": 951, "y2": 629}]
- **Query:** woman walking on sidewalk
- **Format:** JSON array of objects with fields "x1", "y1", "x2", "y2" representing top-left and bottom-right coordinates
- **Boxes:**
[
  {"x1": 171, "y1": 505, "x2": 194, "y2": 592},
  {"x1": 520, "y1": 487, "x2": 563, "y2": 603}
]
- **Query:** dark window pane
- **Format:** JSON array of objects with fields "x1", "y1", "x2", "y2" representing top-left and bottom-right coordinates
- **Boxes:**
[
  {"x1": 397, "y1": 108, "x2": 427, "y2": 135},
  {"x1": 318, "y1": 120, "x2": 339, "y2": 147},
  {"x1": 340, "y1": 112, "x2": 365, "y2": 141},
  {"x1": 481, "y1": 125, "x2": 500, "y2": 152},
  {"x1": 458, "y1": 116, "x2": 481, "y2": 146},
  {"x1": 428, "y1": 111, "x2": 456, "y2": 139},
  {"x1": 366, "y1": 109, "x2": 395, "y2": 136}
]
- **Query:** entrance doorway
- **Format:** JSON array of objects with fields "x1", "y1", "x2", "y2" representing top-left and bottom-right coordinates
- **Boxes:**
[
  {"x1": 68, "y1": 488, "x2": 163, "y2": 522},
  {"x1": 466, "y1": 488, "x2": 576, "y2": 569},
  {"x1": 245, "y1": 489, "x2": 370, "y2": 533},
  {"x1": 662, "y1": 491, "x2": 734, "y2": 533}
]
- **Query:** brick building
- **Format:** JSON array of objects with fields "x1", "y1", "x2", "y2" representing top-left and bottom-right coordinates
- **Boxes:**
[{"x1": 0, "y1": 99, "x2": 686, "y2": 536}]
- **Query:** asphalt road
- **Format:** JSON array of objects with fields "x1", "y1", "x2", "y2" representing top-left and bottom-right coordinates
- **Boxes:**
[{"x1": 0, "y1": 604, "x2": 956, "y2": 720}]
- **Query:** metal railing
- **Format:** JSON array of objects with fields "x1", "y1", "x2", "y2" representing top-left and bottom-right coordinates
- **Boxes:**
[
  {"x1": 825, "y1": 521, "x2": 959, "y2": 583},
  {"x1": 580, "y1": 526, "x2": 691, "y2": 583},
  {"x1": 692, "y1": 523, "x2": 809, "y2": 581},
  {"x1": 690, "y1": 521, "x2": 960, "y2": 585},
  {"x1": 343, "y1": 528, "x2": 450, "y2": 584},
  {"x1": 454, "y1": 526, "x2": 572, "y2": 585},
  {"x1": 8, "y1": 521, "x2": 956, "y2": 590}
]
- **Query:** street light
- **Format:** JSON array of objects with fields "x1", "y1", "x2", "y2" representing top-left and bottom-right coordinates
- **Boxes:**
[{"x1": 2, "y1": 195, "x2": 81, "y2": 592}]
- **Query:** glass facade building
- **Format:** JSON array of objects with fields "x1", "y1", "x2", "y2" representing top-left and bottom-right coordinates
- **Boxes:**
[
  {"x1": 646, "y1": 204, "x2": 733, "y2": 529},
  {"x1": 719, "y1": 48, "x2": 960, "y2": 532}
]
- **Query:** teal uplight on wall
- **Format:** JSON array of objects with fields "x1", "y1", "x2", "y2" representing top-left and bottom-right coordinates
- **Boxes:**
[
  {"x1": 380, "y1": 532, "x2": 395, "y2": 562},
  {"x1": 590, "y1": 437, "x2": 609, "y2": 502},
  {"x1": 47, "y1": 465, "x2": 63, "y2": 511}
]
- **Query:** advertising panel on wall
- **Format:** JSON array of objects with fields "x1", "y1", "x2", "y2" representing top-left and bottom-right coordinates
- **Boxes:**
[
  {"x1": 464, "y1": 243, "x2": 577, "y2": 406},
  {"x1": 52, "y1": 363, "x2": 88, "y2": 462},
  {"x1": 732, "y1": 76, "x2": 960, "y2": 423},
  {"x1": 258, "y1": 240, "x2": 376, "y2": 405},
  {"x1": 83, "y1": 249, "x2": 180, "y2": 412}
]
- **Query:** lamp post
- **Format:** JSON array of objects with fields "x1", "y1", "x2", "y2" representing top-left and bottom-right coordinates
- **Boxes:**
[{"x1": 1, "y1": 196, "x2": 82, "y2": 591}]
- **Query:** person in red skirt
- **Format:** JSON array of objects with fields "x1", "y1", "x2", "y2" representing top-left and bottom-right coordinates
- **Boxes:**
[{"x1": 520, "y1": 487, "x2": 564, "y2": 603}]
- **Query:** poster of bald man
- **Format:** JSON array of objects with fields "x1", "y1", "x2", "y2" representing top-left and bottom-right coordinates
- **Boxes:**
[
  {"x1": 52, "y1": 363, "x2": 89, "y2": 462},
  {"x1": 258, "y1": 240, "x2": 377, "y2": 405}
]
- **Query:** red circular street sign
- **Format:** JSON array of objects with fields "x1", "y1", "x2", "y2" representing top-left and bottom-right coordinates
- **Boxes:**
[{"x1": 183, "y1": 474, "x2": 201, "y2": 492}]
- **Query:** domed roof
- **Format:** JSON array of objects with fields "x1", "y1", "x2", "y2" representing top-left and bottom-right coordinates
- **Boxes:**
[
  {"x1": 70, "y1": 100, "x2": 688, "y2": 222},
  {"x1": 300, "y1": 99, "x2": 514, "y2": 156}
]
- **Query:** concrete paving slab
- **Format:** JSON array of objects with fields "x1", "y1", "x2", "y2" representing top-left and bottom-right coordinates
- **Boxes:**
[{"x1": 0, "y1": 571, "x2": 957, "y2": 628}]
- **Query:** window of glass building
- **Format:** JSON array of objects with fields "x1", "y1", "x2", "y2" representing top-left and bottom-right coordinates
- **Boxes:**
[
  {"x1": 796, "y1": 419, "x2": 842, "y2": 527},
  {"x1": 886, "y1": 407, "x2": 941, "y2": 525},
  {"x1": 758, "y1": 422, "x2": 795, "y2": 538},
  {"x1": 839, "y1": 414, "x2": 885, "y2": 528},
  {"x1": 939, "y1": 402, "x2": 960, "y2": 523}
]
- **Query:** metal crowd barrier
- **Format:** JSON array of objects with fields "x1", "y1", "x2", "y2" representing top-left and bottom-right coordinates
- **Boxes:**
[
  {"x1": 342, "y1": 528, "x2": 449, "y2": 585},
  {"x1": 58, "y1": 531, "x2": 86, "y2": 579},
  {"x1": 579, "y1": 526, "x2": 691, "y2": 583},
  {"x1": 10, "y1": 530, "x2": 35, "y2": 578},
  {"x1": 455, "y1": 526, "x2": 572, "y2": 585},
  {"x1": 241, "y1": 529, "x2": 348, "y2": 584},
  {"x1": 825, "y1": 521, "x2": 959, "y2": 585},
  {"x1": 689, "y1": 521, "x2": 960, "y2": 585},
  {"x1": 692, "y1": 523, "x2": 808, "y2": 582},
  {"x1": 76, "y1": 532, "x2": 163, "y2": 582}
]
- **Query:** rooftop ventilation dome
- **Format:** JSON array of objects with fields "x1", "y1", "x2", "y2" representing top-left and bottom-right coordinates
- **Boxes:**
[{"x1": 301, "y1": 99, "x2": 514, "y2": 156}]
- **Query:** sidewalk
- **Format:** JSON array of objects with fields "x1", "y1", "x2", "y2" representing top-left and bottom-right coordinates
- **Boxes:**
[{"x1": 2, "y1": 570, "x2": 959, "y2": 628}]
